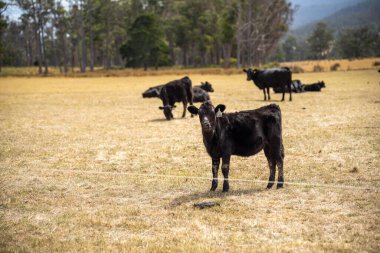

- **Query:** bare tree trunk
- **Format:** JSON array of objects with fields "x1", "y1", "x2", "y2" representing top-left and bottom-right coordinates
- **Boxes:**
[
  {"x1": 62, "y1": 30, "x2": 68, "y2": 74},
  {"x1": 88, "y1": 0, "x2": 94, "y2": 71},
  {"x1": 246, "y1": 1, "x2": 252, "y2": 67},
  {"x1": 236, "y1": 0, "x2": 242, "y2": 68},
  {"x1": 37, "y1": 1, "x2": 48, "y2": 76},
  {"x1": 79, "y1": 0, "x2": 86, "y2": 72}
]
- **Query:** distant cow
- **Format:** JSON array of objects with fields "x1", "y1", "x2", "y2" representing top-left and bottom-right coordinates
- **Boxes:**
[
  {"x1": 243, "y1": 67, "x2": 292, "y2": 101},
  {"x1": 144, "y1": 81, "x2": 214, "y2": 104},
  {"x1": 273, "y1": 80, "x2": 304, "y2": 93},
  {"x1": 193, "y1": 81, "x2": 215, "y2": 103},
  {"x1": 159, "y1": 76, "x2": 193, "y2": 120},
  {"x1": 302, "y1": 81, "x2": 326, "y2": 92},
  {"x1": 142, "y1": 85, "x2": 163, "y2": 98},
  {"x1": 188, "y1": 101, "x2": 285, "y2": 192}
]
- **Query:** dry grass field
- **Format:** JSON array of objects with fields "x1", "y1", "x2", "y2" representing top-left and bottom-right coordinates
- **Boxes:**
[{"x1": 0, "y1": 70, "x2": 379, "y2": 252}]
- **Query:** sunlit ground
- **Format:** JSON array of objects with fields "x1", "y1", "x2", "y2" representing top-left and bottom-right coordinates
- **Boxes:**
[{"x1": 0, "y1": 70, "x2": 379, "y2": 252}]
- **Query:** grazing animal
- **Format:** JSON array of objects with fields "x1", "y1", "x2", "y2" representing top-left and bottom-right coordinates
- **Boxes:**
[
  {"x1": 188, "y1": 101, "x2": 285, "y2": 192},
  {"x1": 243, "y1": 67, "x2": 292, "y2": 101},
  {"x1": 273, "y1": 80, "x2": 304, "y2": 93},
  {"x1": 142, "y1": 85, "x2": 163, "y2": 98},
  {"x1": 193, "y1": 81, "x2": 215, "y2": 103},
  {"x1": 159, "y1": 76, "x2": 193, "y2": 120},
  {"x1": 302, "y1": 81, "x2": 326, "y2": 92},
  {"x1": 143, "y1": 81, "x2": 214, "y2": 103}
]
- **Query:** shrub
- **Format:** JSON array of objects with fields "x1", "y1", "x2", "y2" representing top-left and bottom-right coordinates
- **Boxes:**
[
  {"x1": 289, "y1": 65, "x2": 304, "y2": 73},
  {"x1": 330, "y1": 63, "x2": 340, "y2": 71},
  {"x1": 313, "y1": 65, "x2": 324, "y2": 72},
  {"x1": 261, "y1": 62, "x2": 280, "y2": 69},
  {"x1": 219, "y1": 57, "x2": 237, "y2": 67}
]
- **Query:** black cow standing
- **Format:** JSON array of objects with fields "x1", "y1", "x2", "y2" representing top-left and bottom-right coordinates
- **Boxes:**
[
  {"x1": 159, "y1": 76, "x2": 193, "y2": 120},
  {"x1": 243, "y1": 67, "x2": 292, "y2": 101},
  {"x1": 143, "y1": 81, "x2": 214, "y2": 103},
  {"x1": 188, "y1": 101, "x2": 285, "y2": 192}
]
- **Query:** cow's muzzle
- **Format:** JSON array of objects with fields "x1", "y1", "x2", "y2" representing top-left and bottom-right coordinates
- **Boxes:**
[{"x1": 202, "y1": 117, "x2": 212, "y2": 131}]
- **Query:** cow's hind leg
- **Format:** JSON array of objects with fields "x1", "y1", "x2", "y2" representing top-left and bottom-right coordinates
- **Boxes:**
[
  {"x1": 267, "y1": 87, "x2": 271, "y2": 100},
  {"x1": 276, "y1": 143, "x2": 285, "y2": 188},
  {"x1": 263, "y1": 89, "x2": 267, "y2": 101},
  {"x1": 221, "y1": 156, "x2": 230, "y2": 192},
  {"x1": 288, "y1": 83, "x2": 292, "y2": 101},
  {"x1": 264, "y1": 146, "x2": 276, "y2": 189}
]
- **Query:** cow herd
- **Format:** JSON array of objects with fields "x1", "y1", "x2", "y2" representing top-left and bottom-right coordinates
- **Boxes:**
[{"x1": 141, "y1": 68, "x2": 326, "y2": 192}]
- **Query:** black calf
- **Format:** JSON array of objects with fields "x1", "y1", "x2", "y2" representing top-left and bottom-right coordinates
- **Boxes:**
[{"x1": 188, "y1": 101, "x2": 285, "y2": 192}]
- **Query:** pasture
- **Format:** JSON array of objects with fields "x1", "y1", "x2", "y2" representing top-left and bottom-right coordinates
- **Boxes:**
[{"x1": 0, "y1": 70, "x2": 379, "y2": 252}]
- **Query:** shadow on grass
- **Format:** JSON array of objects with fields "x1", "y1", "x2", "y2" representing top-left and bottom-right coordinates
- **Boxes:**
[
  {"x1": 148, "y1": 117, "x2": 193, "y2": 122},
  {"x1": 170, "y1": 187, "x2": 267, "y2": 207},
  {"x1": 253, "y1": 99, "x2": 284, "y2": 102}
]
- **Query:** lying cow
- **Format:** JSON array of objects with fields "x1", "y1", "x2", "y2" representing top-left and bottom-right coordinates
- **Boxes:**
[
  {"x1": 188, "y1": 101, "x2": 285, "y2": 192},
  {"x1": 302, "y1": 81, "x2": 326, "y2": 92},
  {"x1": 273, "y1": 80, "x2": 304, "y2": 93},
  {"x1": 193, "y1": 81, "x2": 215, "y2": 103},
  {"x1": 142, "y1": 84, "x2": 163, "y2": 98},
  {"x1": 159, "y1": 76, "x2": 193, "y2": 120},
  {"x1": 243, "y1": 67, "x2": 292, "y2": 101}
]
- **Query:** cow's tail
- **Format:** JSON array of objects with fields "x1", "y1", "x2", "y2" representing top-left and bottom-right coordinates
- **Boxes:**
[{"x1": 182, "y1": 76, "x2": 193, "y2": 105}]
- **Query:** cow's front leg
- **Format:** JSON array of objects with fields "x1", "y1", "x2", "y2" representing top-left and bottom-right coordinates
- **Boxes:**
[
  {"x1": 182, "y1": 101, "x2": 187, "y2": 118},
  {"x1": 221, "y1": 156, "x2": 230, "y2": 192},
  {"x1": 210, "y1": 158, "x2": 220, "y2": 191},
  {"x1": 267, "y1": 87, "x2": 271, "y2": 100},
  {"x1": 263, "y1": 89, "x2": 267, "y2": 101}
]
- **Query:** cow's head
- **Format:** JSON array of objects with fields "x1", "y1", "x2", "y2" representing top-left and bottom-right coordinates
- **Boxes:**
[
  {"x1": 159, "y1": 105, "x2": 175, "y2": 120},
  {"x1": 319, "y1": 81, "x2": 326, "y2": 88},
  {"x1": 200, "y1": 81, "x2": 214, "y2": 92},
  {"x1": 142, "y1": 86, "x2": 161, "y2": 98},
  {"x1": 243, "y1": 68, "x2": 258, "y2": 81},
  {"x1": 188, "y1": 101, "x2": 226, "y2": 133}
]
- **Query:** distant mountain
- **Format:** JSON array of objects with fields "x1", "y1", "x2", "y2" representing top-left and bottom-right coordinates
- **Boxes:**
[
  {"x1": 290, "y1": 0, "x2": 364, "y2": 29},
  {"x1": 290, "y1": 0, "x2": 380, "y2": 39}
]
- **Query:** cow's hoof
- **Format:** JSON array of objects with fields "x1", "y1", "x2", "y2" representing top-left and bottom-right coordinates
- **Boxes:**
[
  {"x1": 266, "y1": 183, "x2": 274, "y2": 189},
  {"x1": 210, "y1": 185, "x2": 217, "y2": 191},
  {"x1": 277, "y1": 183, "x2": 284, "y2": 189}
]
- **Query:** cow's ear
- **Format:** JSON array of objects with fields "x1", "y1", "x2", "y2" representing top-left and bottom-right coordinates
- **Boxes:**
[
  {"x1": 159, "y1": 106, "x2": 164, "y2": 110},
  {"x1": 187, "y1": 105, "x2": 199, "y2": 115},
  {"x1": 253, "y1": 68, "x2": 258, "y2": 73},
  {"x1": 243, "y1": 69, "x2": 247, "y2": 73},
  {"x1": 215, "y1": 104, "x2": 226, "y2": 113}
]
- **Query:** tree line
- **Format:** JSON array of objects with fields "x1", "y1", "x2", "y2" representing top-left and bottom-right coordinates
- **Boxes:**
[
  {"x1": 278, "y1": 22, "x2": 380, "y2": 62},
  {"x1": 0, "y1": 0, "x2": 294, "y2": 74}
]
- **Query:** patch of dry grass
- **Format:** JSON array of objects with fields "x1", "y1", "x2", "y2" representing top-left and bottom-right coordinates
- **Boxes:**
[{"x1": 0, "y1": 71, "x2": 379, "y2": 252}]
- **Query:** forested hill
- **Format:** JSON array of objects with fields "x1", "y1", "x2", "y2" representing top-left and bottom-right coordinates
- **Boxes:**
[{"x1": 291, "y1": 0, "x2": 380, "y2": 38}]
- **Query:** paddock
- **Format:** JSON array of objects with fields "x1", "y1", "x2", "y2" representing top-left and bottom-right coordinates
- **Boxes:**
[{"x1": 0, "y1": 70, "x2": 379, "y2": 252}]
